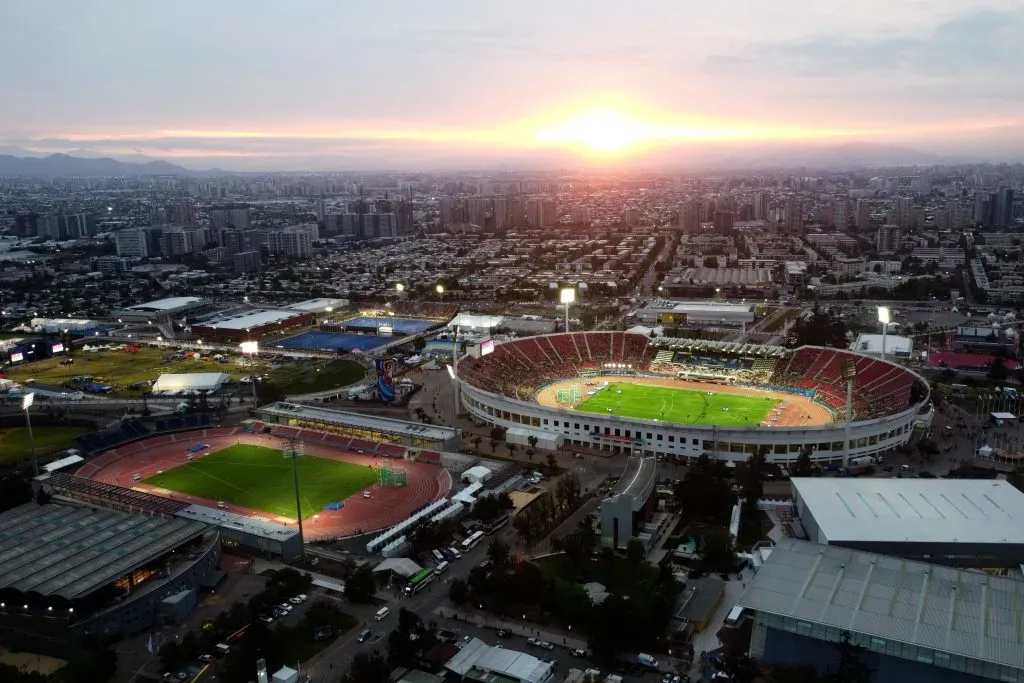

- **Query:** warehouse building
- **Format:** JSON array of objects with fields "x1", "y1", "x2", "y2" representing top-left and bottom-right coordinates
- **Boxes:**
[
  {"x1": 742, "y1": 538, "x2": 1024, "y2": 683},
  {"x1": 190, "y1": 308, "x2": 314, "y2": 342},
  {"x1": 445, "y1": 637, "x2": 555, "y2": 683},
  {"x1": 174, "y1": 504, "x2": 301, "y2": 562},
  {"x1": 789, "y1": 477, "x2": 1024, "y2": 568}
]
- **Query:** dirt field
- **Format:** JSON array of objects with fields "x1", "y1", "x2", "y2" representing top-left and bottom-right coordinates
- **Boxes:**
[{"x1": 535, "y1": 375, "x2": 834, "y2": 428}]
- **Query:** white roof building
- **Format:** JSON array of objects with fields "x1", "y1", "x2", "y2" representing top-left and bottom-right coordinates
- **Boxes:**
[
  {"x1": 850, "y1": 332, "x2": 914, "y2": 357},
  {"x1": 790, "y1": 477, "x2": 1024, "y2": 565},
  {"x1": 449, "y1": 314, "x2": 506, "y2": 331},
  {"x1": 286, "y1": 298, "x2": 349, "y2": 313},
  {"x1": 445, "y1": 638, "x2": 555, "y2": 683},
  {"x1": 199, "y1": 309, "x2": 306, "y2": 331},
  {"x1": 152, "y1": 372, "x2": 230, "y2": 394}
]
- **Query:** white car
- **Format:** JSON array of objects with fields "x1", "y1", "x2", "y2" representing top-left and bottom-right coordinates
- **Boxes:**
[
  {"x1": 289, "y1": 594, "x2": 307, "y2": 604},
  {"x1": 363, "y1": 491, "x2": 372, "y2": 499},
  {"x1": 279, "y1": 603, "x2": 294, "y2": 612}
]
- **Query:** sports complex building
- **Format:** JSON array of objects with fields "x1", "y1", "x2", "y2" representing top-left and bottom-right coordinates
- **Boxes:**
[
  {"x1": 456, "y1": 332, "x2": 932, "y2": 464},
  {"x1": 742, "y1": 538, "x2": 1024, "y2": 683},
  {"x1": 788, "y1": 477, "x2": 1024, "y2": 568}
]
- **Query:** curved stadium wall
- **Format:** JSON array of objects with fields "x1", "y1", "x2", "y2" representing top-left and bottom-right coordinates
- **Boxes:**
[{"x1": 457, "y1": 332, "x2": 931, "y2": 464}]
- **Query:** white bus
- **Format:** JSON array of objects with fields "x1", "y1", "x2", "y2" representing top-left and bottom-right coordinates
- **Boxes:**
[{"x1": 461, "y1": 530, "x2": 485, "y2": 551}]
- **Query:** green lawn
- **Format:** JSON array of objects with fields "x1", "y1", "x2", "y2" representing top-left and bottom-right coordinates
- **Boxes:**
[
  {"x1": 266, "y1": 360, "x2": 366, "y2": 395},
  {"x1": 574, "y1": 382, "x2": 778, "y2": 427},
  {"x1": 144, "y1": 444, "x2": 377, "y2": 519},
  {"x1": 0, "y1": 426, "x2": 90, "y2": 465}
]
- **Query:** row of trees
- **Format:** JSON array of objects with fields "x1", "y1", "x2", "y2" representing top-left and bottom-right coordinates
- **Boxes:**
[{"x1": 512, "y1": 473, "x2": 582, "y2": 546}]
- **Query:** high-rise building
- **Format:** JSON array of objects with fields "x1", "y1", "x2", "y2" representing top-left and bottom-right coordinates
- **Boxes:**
[
  {"x1": 161, "y1": 228, "x2": 195, "y2": 257},
  {"x1": 876, "y1": 224, "x2": 901, "y2": 254},
  {"x1": 753, "y1": 191, "x2": 769, "y2": 220},
  {"x1": 526, "y1": 198, "x2": 558, "y2": 228},
  {"x1": 266, "y1": 228, "x2": 313, "y2": 257},
  {"x1": 996, "y1": 188, "x2": 1015, "y2": 227},
  {"x1": 395, "y1": 200, "x2": 415, "y2": 234},
  {"x1": 209, "y1": 207, "x2": 249, "y2": 230},
  {"x1": 232, "y1": 250, "x2": 262, "y2": 274},
  {"x1": 39, "y1": 213, "x2": 97, "y2": 240},
  {"x1": 115, "y1": 228, "x2": 150, "y2": 258},
  {"x1": 832, "y1": 198, "x2": 850, "y2": 230},
  {"x1": 856, "y1": 199, "x2": 873, "y2": 231},
  {"x1": 895, "y1": 197, "x2": 914, "y2": 230},
  {"x1": 571, "y1": 207, "x2": 592, "y2": 225},
  {"x1": 784, "y1": 200, "x2": 803, "y2": 234},
  {"x1": 678, "y1": 200, "x2": 702, "y2": 233},
  {"x1": 94, "y1": 255, "x2": 129, "y2": 276},
  {"x1": 622, "y1": 206, "x2": 642, "y2": 226},
  {"x1": 712, "y1": 210, "x2": 735, "y2": 234}
]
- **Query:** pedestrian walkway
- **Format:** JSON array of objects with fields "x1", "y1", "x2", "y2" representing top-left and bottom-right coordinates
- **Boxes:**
[{"x1": 435, "y1": 607, "x2": 589, "y2": 651}]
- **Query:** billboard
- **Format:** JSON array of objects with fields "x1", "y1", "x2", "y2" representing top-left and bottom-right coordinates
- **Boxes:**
[
  {"x1": 375, "y1": 358, "x2": 397, "y2": 403},
  {"x1": 378, "y1": 325, "x2": 394, "y2": 336},
  {"x1": 480, "y1": 339, "x2": 495, "y2": 356},
  {"x1": 657, "y1": 312, "x2": 687, "y2": 325},
  {"x1": 52, "y1": 343, "x2": 64, "y2": 353}
]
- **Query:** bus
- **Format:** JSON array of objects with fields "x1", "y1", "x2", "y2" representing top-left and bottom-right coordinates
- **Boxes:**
[
  {"x1": 461, "y1": 530, "x2": 485, "y2": 551},
  {"x1": 404, "y1": 568, "x2": 435, "y2": 595},
  {"x1": 484, "y1": 514, "x2": 509, "y2": 535}
]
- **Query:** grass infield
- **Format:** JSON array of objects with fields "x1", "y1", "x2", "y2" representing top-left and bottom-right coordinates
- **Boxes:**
[
  {"x1": 144, "y1": 444, "x2": 377, "y2": 519},
  {"x1": 573, "y1": 381, "x2": 778, "y2": 426},
  {"x1": 0, "y1": 426, "x2": 90, "y2": 465}
]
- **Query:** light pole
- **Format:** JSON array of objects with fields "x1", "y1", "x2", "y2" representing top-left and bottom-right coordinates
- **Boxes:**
[
  {"x1": 560, "y1": 288, "x2": 575, "y2": 333},
  {"x1": 286, "y1": 437, "x2": 306, "y2": 560},
  {"x1": 396, "y1": 283, "x2": 405, "y2": 295},
  {"x1": 877, "y1": 306, "x2": 890, "y2": 363},
  {"x1": 23, "y1": 393, "x2": 37, "y2": 476},
  {"x1": 240, "y1": 341, "x2": 259, "y2": 405},
  {"x1": 436, "y1": 284, "x2": 445, "y2": 302}
]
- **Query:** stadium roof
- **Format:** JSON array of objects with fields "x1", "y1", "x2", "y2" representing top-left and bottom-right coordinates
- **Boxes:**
[
  {"x1": 851, "y1": 333, "x2": 914, "y2": 355},
  {"x1": 790, "y1": 477, "x2": 1024, "y2": 545},
  {"x1": 126, "y1": 296, "x2": 203, "y2": 312},
  {"x1": 650, "y1": 337, "x2": 788, "y2": 357},
  {"x1": 742, "y1": 538, "x2": 1024, "y2": 673},
  {"x1": 174, "y1": 504, "x2": 299, "y2": 542},
  {"x1": 449, "y1": 313, "x2": 505, "y2": 330},
  {"x1": 259, "y1": 402, "x2": 458, "y2": 442},
  {"x1": 0, "y1": 502, "x2": 209, "y2": 600},
  {"x1": 286, "y1": 298, "x2": 348, "y2": 312},
  {"x1": 197, "y1": 309, "x2": 307, "y2": 331},
  {"x1": 445, "y1": 638, "x2": 554, "y2": 683}
]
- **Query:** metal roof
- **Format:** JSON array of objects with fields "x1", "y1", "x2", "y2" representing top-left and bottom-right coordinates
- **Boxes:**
[
  {"x1": 742, "y1": 538, "x2": 1024, "y2": 672},
  {"x1": 174, "y1": 504, "x2": 299, "y2": 542},
  {"x1": 445, "y1": 638, "x2": 554, "y2": 683},
  {"x1": 791, "y1": 477, "x2": 1024, "y2": 545},
  {"x1": 198, "y1": 308, "x2": 307, "y2": 331},
  {"x1": 259, "y1": 402, "x2": 458, "y2": 442},
  {"x1": 0, "y1": 502, "x2": 209, "y2": 600},
  {"x1": 126, "y1": 296, "x2": 203, "y2": 311}
]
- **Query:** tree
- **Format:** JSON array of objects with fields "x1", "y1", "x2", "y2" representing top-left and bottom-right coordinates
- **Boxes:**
[
  {"x1": 63, "y1": 639, "x2": 117, "y2": 683},
  {"x1": 720, "y1": 652, "x2": 760, "y2": 683},
  {"x1": 695, "y1": 527, "x2": 737, "y2": 577},
  {"x1": 988, "y1": 357, "x2": 1009, "y2": 381},
  {"x1": 346, "y1": 564, "x2": 376, "y2": 602},
  {"x1": 673, "y1": 454, "x2": 736, "y2": 524},
  {"x1": 448, "y1": 577, "x2": 469, "y2": 604},
  {"x1": 528, "y1": 435, "x2": 539, "y2": 451},
  {"x1": 545, "y1": 452, "x2": 557, "y2": 473},
  {"x1": 554, "y1": 473, "x2": 582, "y2": 511},
  {"x1": 823, "y1": 631, "x2": 874, "y2": 683},
  {"x1": 626, "y1": 539, "x2": 646, "y2": 566},
  {"x1": 471, "y1": 435, "x2": 482, "y2": 451},
  {"x1": 343, "y1": 652, "x2": 391, "y2": 683},
  {"x1": 487, "y1": 535, "x2": 511, "y2": 569},
  {"x1": 792, "y1": 447, "x2": 816, "y2": 477}
]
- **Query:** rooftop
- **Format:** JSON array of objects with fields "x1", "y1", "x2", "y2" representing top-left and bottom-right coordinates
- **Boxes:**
[
  {"x1": 446, "y1": 638, "x2": 554, "y2": 683},
  {"x1": 286, "y1": 298, "x2": 348, "y2": 312},
  {"x1": 174, "y1": 504, "x2": 299, "y2": 542},
  {"x1": 0, "y1": 502, "x2": 209, "y2": 600},
  {"x1": 851, "y1": 333, "x2": 914, "y2": 355},
  {"x1": 126, "y1": 296, "x2": 203, "y2": 311},
  {"x1": 259, "y1": 402, "x2": 458, "y2": 442},
  {"x1": 742, "y1": 538, "x2": 1024, "y2": 673},
  {"x1": 791, "y1": 477, "x2": 1024, "y2": 545},
  {"x1": 198, "y1": 308, "x2": 307, "y2": 331}
]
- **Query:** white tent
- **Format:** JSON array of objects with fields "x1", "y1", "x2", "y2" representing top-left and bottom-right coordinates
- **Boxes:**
[
  {"x1": 978, "y1": 445, "x2": 994, "y2": 458},
  {"x1": 152, "y1": 372, "x2": 230, "y2": 394}
]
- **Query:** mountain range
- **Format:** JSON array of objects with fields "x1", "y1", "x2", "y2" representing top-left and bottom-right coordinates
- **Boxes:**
[{"x1": 0, "y1": 152, "x2": 192, "y2": 177}]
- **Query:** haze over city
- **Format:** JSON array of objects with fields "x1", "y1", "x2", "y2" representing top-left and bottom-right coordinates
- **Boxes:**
[{"x1": 2, "y1": 0, "x2": 1024, "y2": 170}]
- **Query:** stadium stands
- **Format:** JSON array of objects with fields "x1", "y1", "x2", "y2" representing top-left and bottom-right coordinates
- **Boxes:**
[
  {"x1": 73, "y1": 419, "x2": 154, "y2": 455},
  {"x1": 459, "y1": 334, "x2": 925, "y2": 422}
]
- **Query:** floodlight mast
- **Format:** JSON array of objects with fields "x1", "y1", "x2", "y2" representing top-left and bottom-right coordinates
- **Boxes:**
[
  {"x1": 240, "y1": 341, "x2": 259, "y2": 405},
  {"x1": 23, "y1": 393, "x2": 37, "y2": 476},
  {"x1": 877, "y1": 307, "x2": 890, "y2": 363},
  {"x1": 560, "y1": 288, "x2": 575, "y2": 332}
]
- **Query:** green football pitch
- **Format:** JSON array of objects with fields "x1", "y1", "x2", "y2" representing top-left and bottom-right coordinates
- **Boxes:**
[
  {"x1": 144, "y1": 444, "x2": 377, "y2": 519},
  {"x1": 574, "y1": 382, "x2": 779, "y2": 426}
]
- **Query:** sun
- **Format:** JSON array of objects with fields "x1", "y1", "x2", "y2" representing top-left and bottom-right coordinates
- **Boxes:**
[{"x1": 535, "y1": 111, "x2": 654, "y2": 154}]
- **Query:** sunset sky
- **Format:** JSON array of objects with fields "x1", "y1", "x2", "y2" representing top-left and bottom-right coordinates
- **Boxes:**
[{"x1": 2, "y1": 0, "x2": 1023, "y2": 169}]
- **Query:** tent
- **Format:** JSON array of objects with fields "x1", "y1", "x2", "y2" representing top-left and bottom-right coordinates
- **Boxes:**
[
  {"x1": 152, "y1": 372, "x2": 230, "y2": 395},
  {"x1": 977, "y1": 445, "x2": 994, "y2": 458}
]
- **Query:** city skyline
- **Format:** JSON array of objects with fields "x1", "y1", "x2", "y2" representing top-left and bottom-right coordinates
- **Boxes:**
[{"x1": 2, "y1": 0, "x2": 1024, "y2": 170}]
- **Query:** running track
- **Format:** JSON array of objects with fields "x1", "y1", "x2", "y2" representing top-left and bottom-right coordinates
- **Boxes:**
[{"x1": 75, "y1": 427, "x2": 452, "y2": 539}]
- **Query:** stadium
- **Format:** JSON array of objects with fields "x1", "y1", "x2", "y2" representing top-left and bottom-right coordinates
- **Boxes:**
[{"x1": 457, "y1": 332, "x2": 932, "y2": 463}]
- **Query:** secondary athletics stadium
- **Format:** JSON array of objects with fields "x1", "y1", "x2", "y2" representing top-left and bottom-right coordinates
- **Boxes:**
[{"x1": 457, "y1": 332, "x2": 932, "y2": 463}]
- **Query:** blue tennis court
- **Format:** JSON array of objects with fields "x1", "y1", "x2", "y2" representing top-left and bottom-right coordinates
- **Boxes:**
[
  {"x1": 275, "y1": 331, "x2": 392, "y2": 352},
  {"x1": 344, "y1": 316, "x2": 437, "y2": 334}
]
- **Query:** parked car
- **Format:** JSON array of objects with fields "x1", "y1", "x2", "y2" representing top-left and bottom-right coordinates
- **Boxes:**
[
  {"x1": 279, "y1": 603, "x2": 293, "y2": 612},
  {"x1": 199, "y1": 654, "x2": 215, "y2": 663},
  {"x1": 496, "y1": 629, "x2": 508, "y2": 638},
  {"x1": 259, "y1": 615, "x2": 275, "y2": 624},
  {"x1": 289, "y1": 594, "x2": 307, "y2": 604}
]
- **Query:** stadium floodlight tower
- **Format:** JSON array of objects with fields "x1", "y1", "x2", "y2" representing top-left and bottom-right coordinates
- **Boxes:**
[
  {"x1": 877, "y1": 306, "x2": 891, "y2": 362},
  {"x1": 560, "y1": 288, "x2": 575, "y2": 332},
  {"x1": 284, "y1": 436, "x2": 306, "y2": 562},
  {"x1": 840, "y1": 359, "x2": 859, "y2": 468},
  {"x1": 436, "y1": 284, "x2": 445, "y2": 302},
  {"x1": 240, "y1": 341, "x2": 259, "y2": 405},
  {"x1": 22, "y1": 392, "x2": 37, "y2": 476}
]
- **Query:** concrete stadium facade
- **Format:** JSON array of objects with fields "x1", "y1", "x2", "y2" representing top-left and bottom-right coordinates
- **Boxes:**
[{"x1": 457, "y1": 333, "x2": 932, "y2": 465}]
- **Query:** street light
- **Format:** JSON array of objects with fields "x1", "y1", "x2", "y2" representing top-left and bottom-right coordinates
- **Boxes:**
[
  {"x1": 560, "y1": 288, "x2": 575, "y2": 333},
  {"x1": 877, "y1": 306, "x2": 891, "y2": 362},
  {"x1": 22, "y1": 393, "x2": 37, "y2": 476},
  {"x1": 436, "y1": 284, "x2": 445, "y2": 302},
  {"x1": 240, "y1": 341, "x2": 259, "y2": 405},
  {"x1": 396, "y1": 283, "x2": 405, "y2": 293}
]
